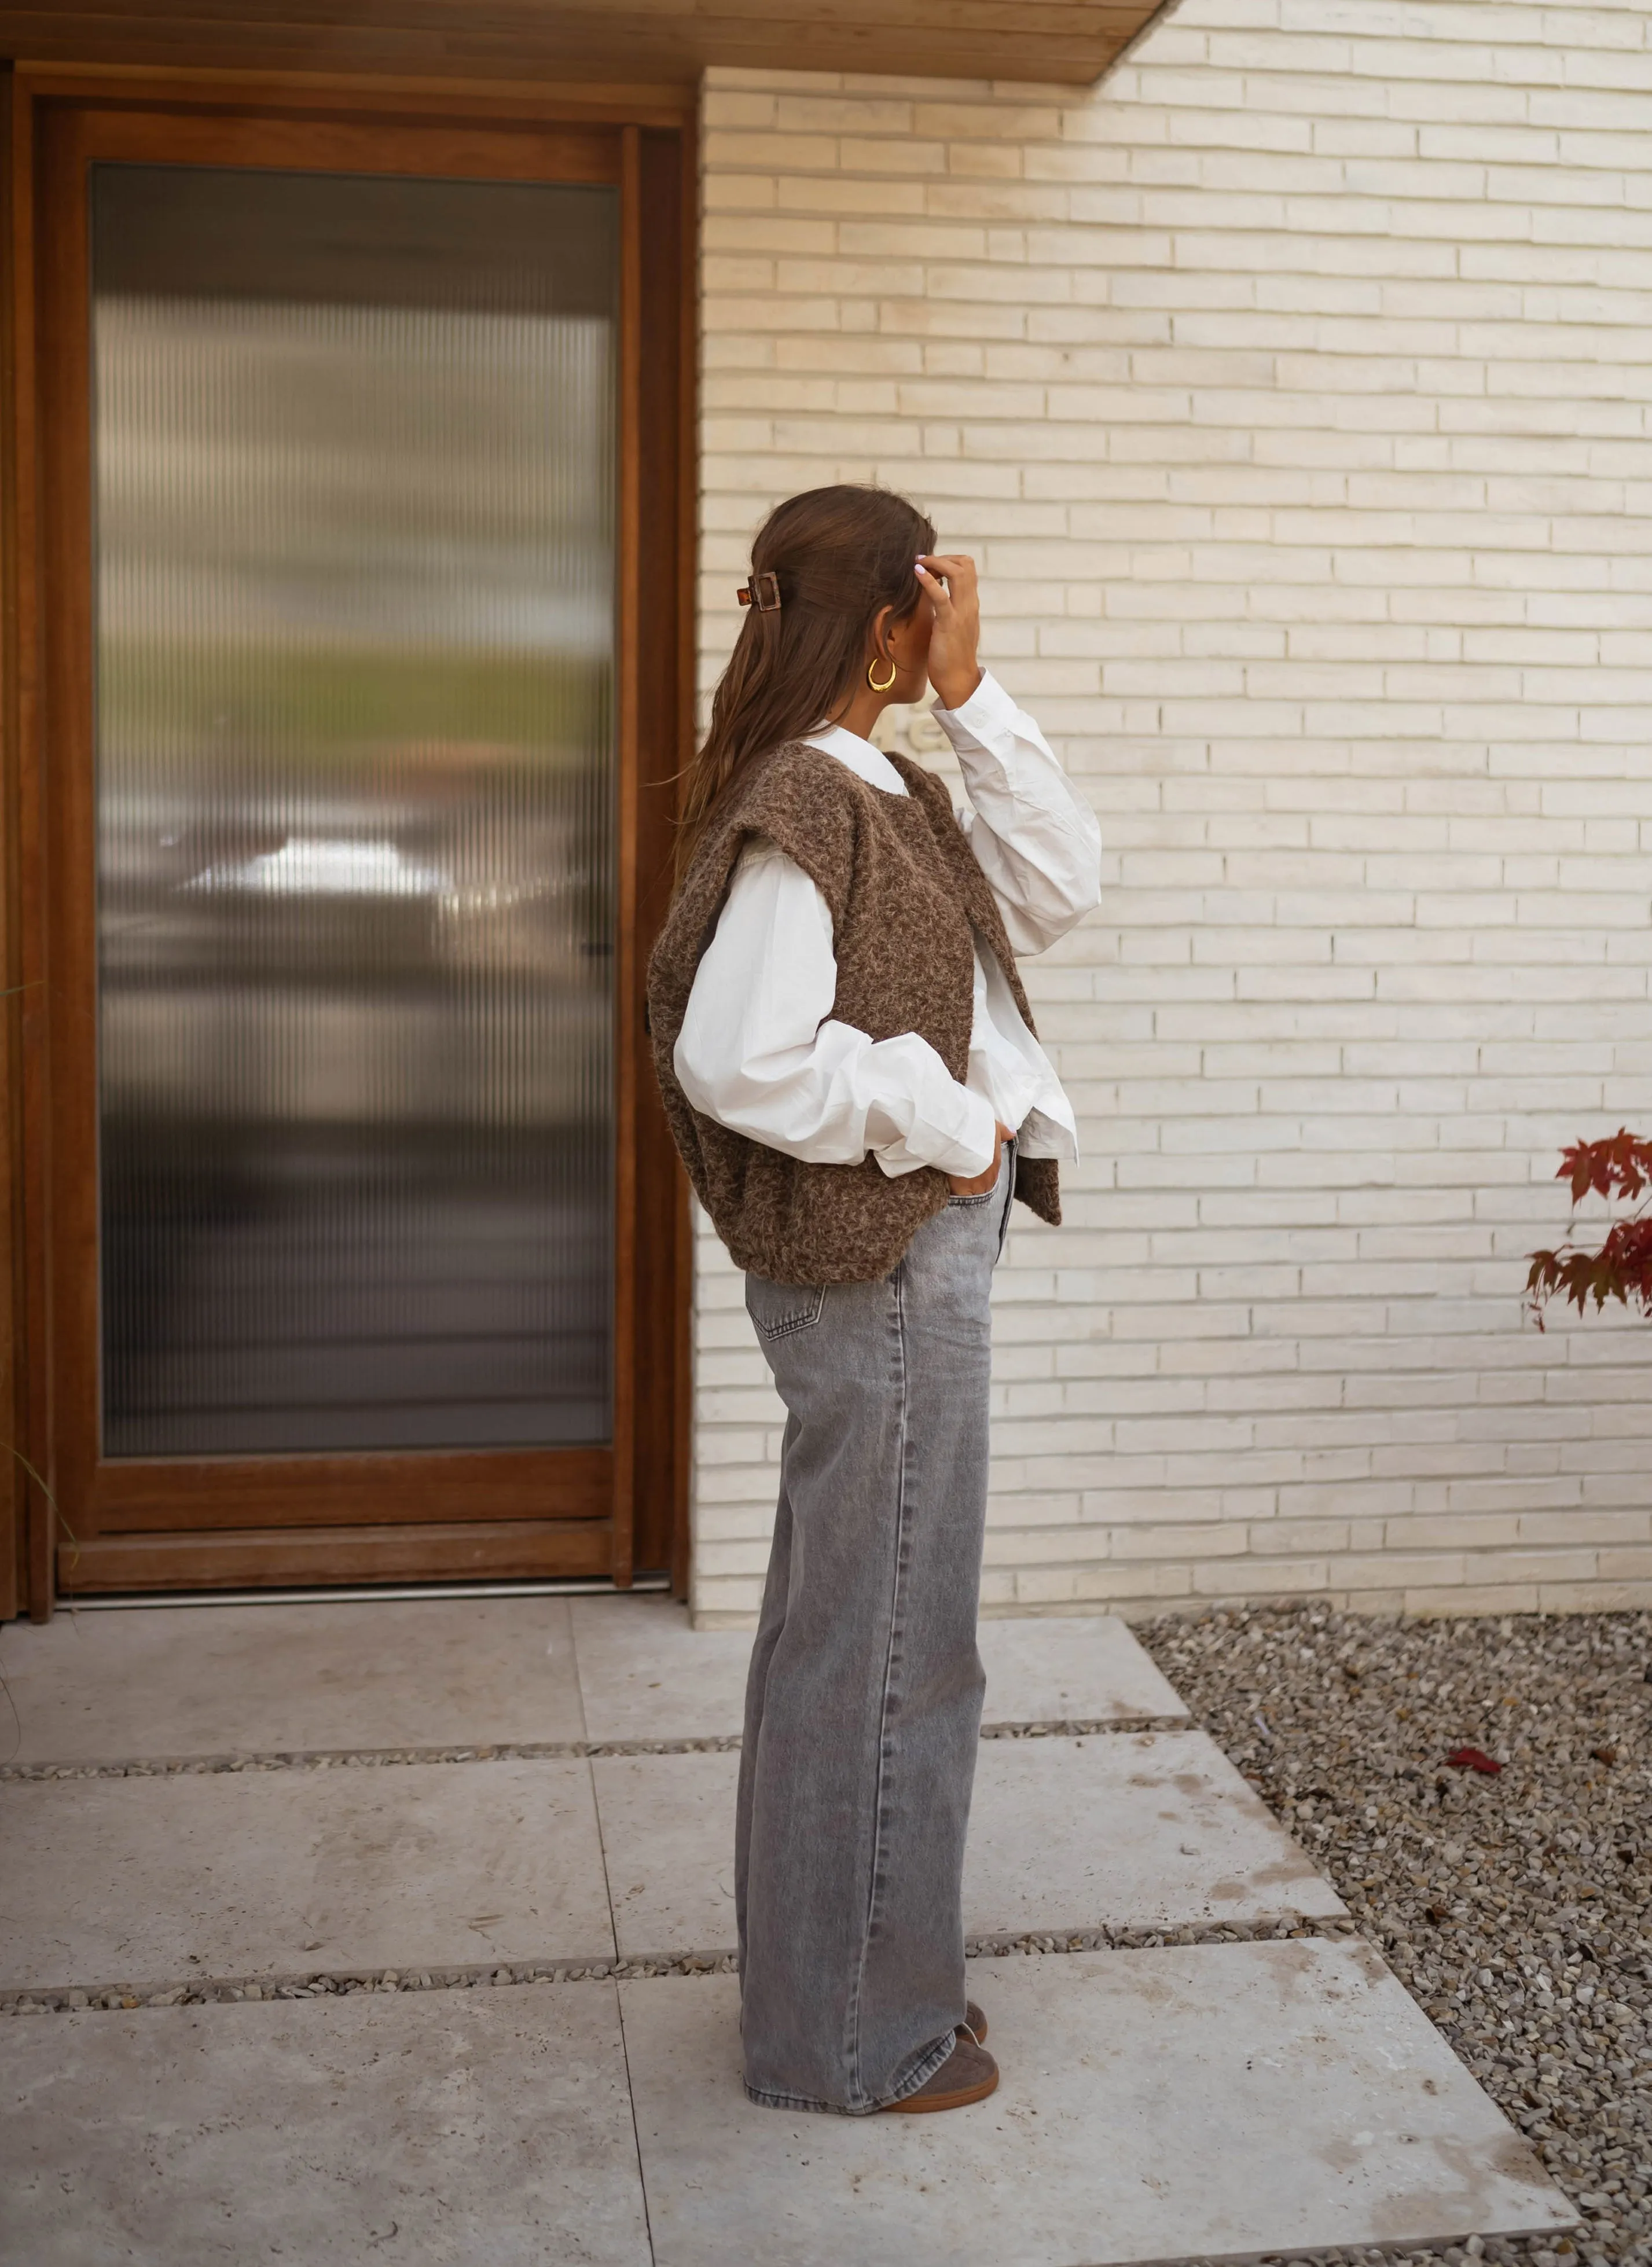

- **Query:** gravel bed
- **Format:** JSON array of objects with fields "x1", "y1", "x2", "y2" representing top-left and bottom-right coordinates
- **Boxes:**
[{"x1": 1136, "y1": 1604, "x2": 1652, "y2": 2267}]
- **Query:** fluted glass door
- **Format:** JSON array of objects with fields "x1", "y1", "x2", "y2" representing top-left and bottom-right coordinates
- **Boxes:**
[{"x1": 92, "y1": 163, "x2": 618, "y2": 1458}]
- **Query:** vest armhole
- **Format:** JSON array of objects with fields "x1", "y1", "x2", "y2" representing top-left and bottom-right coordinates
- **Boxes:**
[{"x1": 722, "y1": 751, "x2": 862, "y2": 924}]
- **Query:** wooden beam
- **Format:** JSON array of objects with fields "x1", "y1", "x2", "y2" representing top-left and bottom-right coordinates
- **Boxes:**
[
  {"x1": 5, "y1": 65, "x2": 53, "y2": 1621},
  {"x1": 611, "y1": 119, "x2": 642, "y2": 1589},
  {"x1": 58, "y1": 1519, "x2": 618, "y2": 1590},
  {"x1": 0, "y1": 63, "x2": 19, "y2": 1622},
  {"x1": 0, "y1": 2, "x2": 1166, "y2": 88}
]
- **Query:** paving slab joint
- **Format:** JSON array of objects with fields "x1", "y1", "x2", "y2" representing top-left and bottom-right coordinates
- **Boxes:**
[
  {"x1": 0, "y1": 1914, "x2": 1363, "y2": 2017},
  {"x1": 0, "y1": 1956, "x2": 719, "y2": 2015},
  {"x1": 964, "y1": 1915, "x2": 1363, "y2": 1958},
  {"x1": 979, "y1": 1712, "x2": 1188, "y2": 1739},
  {"x1": 0, "y1": 1713, "x2": 1188, "y2": 1780}
]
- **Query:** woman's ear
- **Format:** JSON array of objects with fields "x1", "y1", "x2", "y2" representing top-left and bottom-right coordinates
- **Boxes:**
[
  {"x1": 868, "y1": 601, "x2": 895, "y2": 663},
  {"x1": 887, "y1": 598, "x2": 932, "y2": 670}
]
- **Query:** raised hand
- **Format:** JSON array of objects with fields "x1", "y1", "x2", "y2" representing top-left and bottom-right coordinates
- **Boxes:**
[{"x1": 915, "y1": 553, "x2": 983, "y2": 713}]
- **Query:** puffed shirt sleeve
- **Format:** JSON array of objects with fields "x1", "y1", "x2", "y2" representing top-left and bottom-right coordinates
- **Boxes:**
[
  {"x1": 933, "y1": 671, "x2": 1102, "y2": 957},
  {"x1": 673, "y1": 839, "x2": 999, "y2": 1181}
]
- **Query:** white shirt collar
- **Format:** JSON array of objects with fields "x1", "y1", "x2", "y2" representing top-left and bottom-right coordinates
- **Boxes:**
[{"x1": 801, "y1": 722, "x2": 909, "y2": 797}]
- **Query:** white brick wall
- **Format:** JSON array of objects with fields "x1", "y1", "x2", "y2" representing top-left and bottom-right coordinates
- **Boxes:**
[{"x1": 689, "y1": 0, "x2": 1652, "y2": 1628}]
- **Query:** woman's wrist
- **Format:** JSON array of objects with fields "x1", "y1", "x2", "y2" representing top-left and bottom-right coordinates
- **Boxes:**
[
  {"x1": 946, "y1": 1119, "x2": 1014, "y2": 1196},
  {"x1": 931, "y1": 663, "x2": 983, "y2": 714}
]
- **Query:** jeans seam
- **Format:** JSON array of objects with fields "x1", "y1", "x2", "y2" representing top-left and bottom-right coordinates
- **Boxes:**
[
  {"x1": 846, "y1": 1256, "x2": 911, "y2": 2108},
  {"x1": 749, "y1": 1285, "x2": 826, "y2": 1339},
  {"x1": 996, "y1": 1136, "x2": 1017, "y2": 1261},
  {"x1": 881, "y1": 2027, "x2": 958, "y2": 2108},
  {"x1": 744, "y1": 2082, "x2": 861, "y2": 2116}
]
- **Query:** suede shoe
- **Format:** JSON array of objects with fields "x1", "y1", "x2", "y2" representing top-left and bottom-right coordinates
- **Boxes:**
[
  {"x1": 961, "y1": 1999, "x2": 987, "y2": 2044},
  {"x1": 881, "y1": 2034, "x2": 998, "y2": 2114}
]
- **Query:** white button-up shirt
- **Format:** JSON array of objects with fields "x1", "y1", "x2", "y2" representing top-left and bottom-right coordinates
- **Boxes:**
[{"x1": 673, "y1": 671, "x2": 1102, "y2": 1182}]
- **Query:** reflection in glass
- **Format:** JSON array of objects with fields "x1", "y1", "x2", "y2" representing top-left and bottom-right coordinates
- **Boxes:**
[{"x1": 93, "y1": 165, "x2": 618, "y2": 1456}]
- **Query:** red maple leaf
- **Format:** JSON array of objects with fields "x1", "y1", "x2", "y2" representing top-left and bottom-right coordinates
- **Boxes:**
[
  {"x1": 1444, "y1": 1746, "x2": 1503, "y2": 1777},
  {"x1": 1528, "y1": 1132, "x2": 1652, "y2": 1329}
]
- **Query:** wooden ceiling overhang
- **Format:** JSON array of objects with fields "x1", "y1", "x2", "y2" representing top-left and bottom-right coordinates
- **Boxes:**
[{"x1": 0, "y1": 2, "x2": 1169, "y2": 90}]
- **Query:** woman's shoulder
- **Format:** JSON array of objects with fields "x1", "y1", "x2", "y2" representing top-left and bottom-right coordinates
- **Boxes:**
[{"x1": 706, "y1": 740, "x2": 876, "y2": 903}]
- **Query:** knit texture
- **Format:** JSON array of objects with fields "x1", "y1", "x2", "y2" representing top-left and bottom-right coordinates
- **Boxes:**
[{"x1": 648, "y1": 740, "x2": 1060, "y2": 1285}]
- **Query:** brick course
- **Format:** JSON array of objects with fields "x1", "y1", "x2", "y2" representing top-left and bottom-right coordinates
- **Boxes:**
[{"x1": 689, "y1": 0, "x2": 1652, "y2": 1628}]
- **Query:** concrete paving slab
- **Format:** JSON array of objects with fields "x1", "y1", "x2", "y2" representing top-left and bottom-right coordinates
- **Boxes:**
[
  {"x1": 965, "y1": 1727, "x2": 1346, "y2": 1938},
  {"x1": 572, "y1": 1594, "x2": 752, "y2": 1746},
  {"x1": 594, "y1": 1750, "x2": 741, "y2": 1960},
  {"x1": 0, "y1": 1760, "x2": 614, "y2": 1992},
  {"x1": 574, "y1": 1599, "x2": 1185, "y2": 1745},
  {"x1": 1, "y1": 1982, "x2": 651, "y2": 2267},
  {"x1": 979, "y1": 1614, "x2": 1188, "y2": 1726},
  {"x1": 0, "y1": 1596, "x2": 585, "y2": 1763},
  {"x1": 592, "y1": 1729, "x2": 1342, "y2": 1961},
  {"x1": 621, "y1": 1942, "x2": 1575, "y2": 2267}
]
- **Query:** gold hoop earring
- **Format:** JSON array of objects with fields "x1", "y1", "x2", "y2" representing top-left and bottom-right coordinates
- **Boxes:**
[{"x1": 867, "y1": 655, "x2": 898, "y2": 692}]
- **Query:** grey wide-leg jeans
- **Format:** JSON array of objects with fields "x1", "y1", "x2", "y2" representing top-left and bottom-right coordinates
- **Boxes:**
[{"x1": 735, "y1": 1141, "x2": 1014, "y2": 2114}]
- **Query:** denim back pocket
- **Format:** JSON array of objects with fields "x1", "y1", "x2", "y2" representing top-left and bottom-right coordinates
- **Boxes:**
[
  {"x1": 745, "y1": 1277, "x2": 827, "y2": 1340},
  {"x1": 945, "y1": 1188, "x2": 994, "y2": 1209}
]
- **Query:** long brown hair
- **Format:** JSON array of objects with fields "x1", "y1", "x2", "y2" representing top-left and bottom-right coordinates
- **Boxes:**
[{"x1": 676, "y1": 484, "x2": 937, "y2": 874}]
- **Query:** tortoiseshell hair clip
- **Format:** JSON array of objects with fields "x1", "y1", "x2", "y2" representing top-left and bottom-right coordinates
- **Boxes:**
[{"x1": 737, "y1": 571, "x2": 782, "y2": 612}]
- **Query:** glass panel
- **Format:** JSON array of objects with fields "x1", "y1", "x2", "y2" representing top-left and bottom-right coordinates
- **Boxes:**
[{"x1": 92, "y1": 164, "x2": 618, "y2": 1457}]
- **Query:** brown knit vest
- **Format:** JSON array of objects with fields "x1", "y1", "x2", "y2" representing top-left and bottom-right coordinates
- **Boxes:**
[{"x1": 647, "y1": 739, "x2": 1060, "y2": 1285}]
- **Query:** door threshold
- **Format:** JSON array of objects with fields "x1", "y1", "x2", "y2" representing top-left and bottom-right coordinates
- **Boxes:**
[{"x1": 62, "y1": 1575, "x2": 672, "y2": 1611}]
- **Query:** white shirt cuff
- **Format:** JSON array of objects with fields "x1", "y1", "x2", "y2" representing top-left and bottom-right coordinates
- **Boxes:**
[
  {"x1": 861, "y1": 1035, "x2": 1000, "y2": 1180},
  {"x1": 932, "y1": 667, "x2": 1018, "y2": 748}
]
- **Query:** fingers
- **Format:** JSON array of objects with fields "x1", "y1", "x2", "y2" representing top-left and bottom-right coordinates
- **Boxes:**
[
  {"x1": 915, "y1": 552, "x2": 976, "y2": 600},
  {"x1": 913, "y1": 560, "x2": 952, "y2": 609}
]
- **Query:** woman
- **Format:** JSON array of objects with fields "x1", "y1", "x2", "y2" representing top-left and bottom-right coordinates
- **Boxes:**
[{"x1": 647, "y1": 485, "x2": 1100, "y2": 2115}]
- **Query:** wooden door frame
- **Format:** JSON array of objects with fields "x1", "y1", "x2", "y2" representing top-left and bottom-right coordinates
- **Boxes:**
[{"x1": 0, "y1": 63, "x2": 695, "y2": 1617}]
